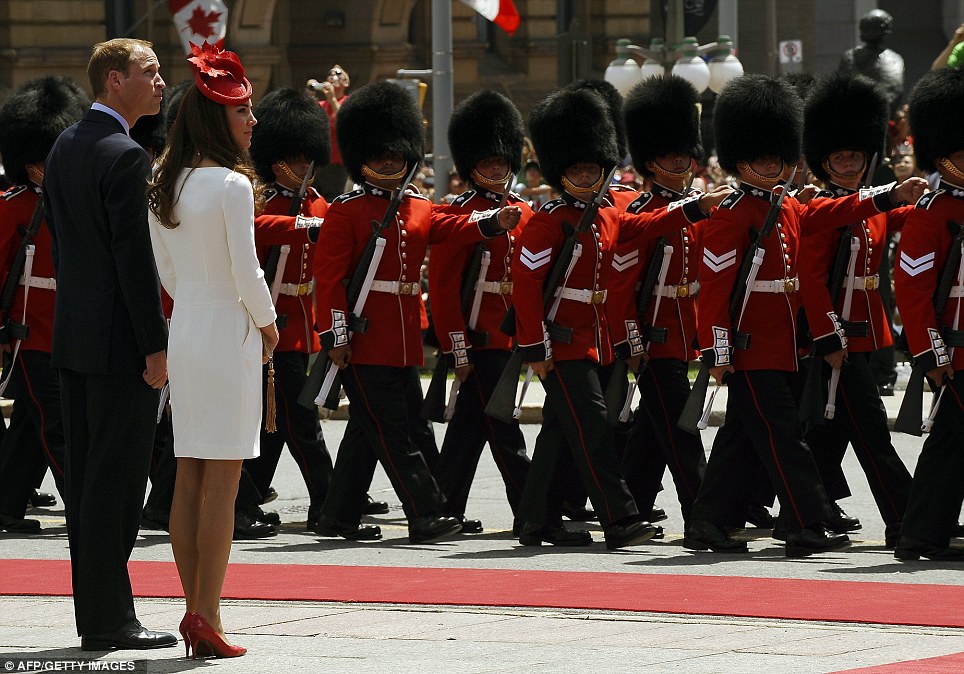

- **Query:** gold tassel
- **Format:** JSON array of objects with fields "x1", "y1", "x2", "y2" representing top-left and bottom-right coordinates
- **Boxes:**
[{"x1": 265, "y1": 354, "x2": 277, "y2": 433}]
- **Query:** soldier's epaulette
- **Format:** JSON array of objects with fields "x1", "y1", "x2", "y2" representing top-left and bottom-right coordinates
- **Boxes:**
[
  {"x1": 263, "y1": 187, "x2": 279, "y2": 203},
  {"x1": 334, "y1": 188, "x2": 365, "y2": 204},
  {"x1": 916, "y1": 189, "x2": 944, "y2": 210},
  {"x1": 452, "y1": 190, "x2": 476, "y2": 207},
  {"x1": 816, "y1": 189, "x2": 834, "y2": 199},
  {"x1": 627, "y1": 191, "x2": 654, "y2": 214},
  {"x1": 610, "y1": 184, "x2": 635, "y2": 193},
  {"x1": 1, "y1": 184, "x2": 27, "y2": 201},
  {"x1": 543, "y1": 198, "x2": 566, "y2": 213},
  {"x1": 405, "y1": 186, "x2": 430, "y2": 201},
  {"x1": 306, "y1": 186, "x2": 321, "y2": 199},
  {"x1": 717, "y1": 189, "x2": 744, "y2": 209}
]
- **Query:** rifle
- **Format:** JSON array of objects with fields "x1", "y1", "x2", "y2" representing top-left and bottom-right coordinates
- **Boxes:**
[
  {"x1": 486, "y1": 165, "x2": 618, "y2": 423},
  {"x1": 297, "y1": 162, "x2": 419, "y2": 410},
  {"x1": 895, "y1": 219, "x2": 964, "y2": 435},
  {"x1": 679, "y1": 166, "x2": 797, "y2": 435},
  {"x1": 263, "y1": 161, "x2": 316, "y2": 330}
]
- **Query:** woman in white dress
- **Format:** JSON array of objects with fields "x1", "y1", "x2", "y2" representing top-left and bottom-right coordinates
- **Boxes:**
[{"x1": 147, "y1": 43, "x2": 278, "y2": 659}]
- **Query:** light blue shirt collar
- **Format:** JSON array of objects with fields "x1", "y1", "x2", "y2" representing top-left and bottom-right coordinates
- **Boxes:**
[{"x1": 91, "y1": 102, "x2": 130, "y2": 136}]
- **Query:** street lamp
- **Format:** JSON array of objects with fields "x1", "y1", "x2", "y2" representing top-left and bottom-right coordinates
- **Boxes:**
[{"x1": 604, "y1": 35, "x2": 743, "y2": 96}]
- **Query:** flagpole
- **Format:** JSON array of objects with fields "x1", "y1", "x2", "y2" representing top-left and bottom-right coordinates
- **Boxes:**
[{"x1": 431, "y1": 0, "x2": 454, "y2": 204}]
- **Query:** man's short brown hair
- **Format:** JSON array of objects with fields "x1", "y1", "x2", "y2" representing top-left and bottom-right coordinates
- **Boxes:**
[{"x1": 87, "y1": 38, "x2": 153, "y2": 98}]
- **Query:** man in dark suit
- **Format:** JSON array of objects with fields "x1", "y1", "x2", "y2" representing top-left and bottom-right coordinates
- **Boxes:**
[{"x1": 43, "y1": 38, "x2": 175, "y2": 651}]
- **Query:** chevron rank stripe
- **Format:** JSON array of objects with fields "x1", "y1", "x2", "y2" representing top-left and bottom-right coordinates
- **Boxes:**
[
  {"x1": 520, "y1": 246, "x2": 552, "y2": 271},
  {"x1": 703, "y1": 248, "x2": 737, "y2": 273},
  {"x1": 898, "y1": 251, "x2": 935, "y2": 277},
  {"x1": 612, "y1": 250, "x2": 639, "y2": 272}
]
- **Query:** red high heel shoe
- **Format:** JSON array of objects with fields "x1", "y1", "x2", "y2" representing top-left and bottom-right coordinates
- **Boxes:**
[
  {"x1": 185, "y1": 615, "x2": 246, "y2": 659},
  {"x1": 179, "y1": 612, "x2": 201, "y2": 657}
]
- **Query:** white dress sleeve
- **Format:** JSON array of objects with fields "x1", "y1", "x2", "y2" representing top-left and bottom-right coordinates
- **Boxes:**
[
  {"x1": 148, "y1": 209, "x2": 177, "y2": 297},
  {"x1": 222, "y1": 172, "x2": 277, "y2": 328}
]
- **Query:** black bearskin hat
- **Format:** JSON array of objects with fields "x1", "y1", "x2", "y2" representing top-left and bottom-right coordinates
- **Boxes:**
[
  {"x1": 337, "y1": 81, "x2": 424, "y2": 184},
  {"x1": 131, "y1": 110, "x2": 167, "y2": 158},
  {"x1": 0, "y1": 76, "x2": 89, "y2": 185},
  {"x1": 713, "y1": 74, "x2": 802, "y2": 176},
  {"x1": 565, "y1": 79, "x2": 627, "y2": 160},
  {"x1": 908, "y1": 67, "x2": 964, "y2": 173},
  {"x1": 776, "y1": 72, "x2": 817, "y2": 103},
  {"x1": 251, "y1": 87, "x2": 331, "y2": 183},
  {"x1": 529, "y1": 88, "x2": 619, "y2": 192},
  {"x1": 624, "y1": 74, "x2": 702, "y2": 177},
  {"x1": 804, "y1": 73, "x2": 888, "y2": 183},
  {"x1": 163, "y1": 79, "x2": 193, "y2": 135},
  {"x1": 448, "y1": 90, "x2": 525, "y2": 183}
]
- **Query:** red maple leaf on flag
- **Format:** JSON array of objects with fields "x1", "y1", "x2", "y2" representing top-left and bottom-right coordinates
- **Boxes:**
[{"x1": 186, "y1": 5, "x2": 221, "y2": 39}]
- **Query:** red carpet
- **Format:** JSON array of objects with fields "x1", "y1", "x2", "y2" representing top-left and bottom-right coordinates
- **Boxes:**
[
  {"x1": 1, "y1": 559, "x2": 962, "y2": 628},
  {"x1": 834, "y1": 651, "x2": 964, "y2": 673}
]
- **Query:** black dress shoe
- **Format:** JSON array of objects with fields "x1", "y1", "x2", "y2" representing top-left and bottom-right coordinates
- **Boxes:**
[
  {"x1": 683, "y1": 520, "x2": 749, "y2": 553},
  {"x1": 243, "y1": 505, "x2": 280, "y2": 526},
  {"x1": 884, "y1": 522, "x2": 902, "y2": 549},
  {"x1": 561, "y1": 502, "x2": 597, "y2": 521},
  {"x1": 785, "y1": 525, "x2": 851, "y2": 558},
  {"x1": 409, "y1": 516, "x2": 462, "y2": 543},
  {"x1": 894, "y1": 536, "x2": 964, "y2": 562},
  {"x1": 140, "y1": 506, "x2": 170, "y2": 532},
  {"x1": 28, "y1": 490, "x2": 57, "y2": 508},
  {"x1": 456, "y1": 516, "x2": 483, "y2": 534},
  {"x1": 313, "y1": 517, "x2": 382, "y2": 540},
  {"x1": 825, "y1": 502, "x2": 861, "y2": 534},
  {"x1": 878, "y1": 383, "x2": 895, "y2": 397},
  {"x1": 306, "y1": 504, "x2": 322, "y2": 532},
  {"x1": 953, "y1": 523, "x2": 964, "y2": 538},
  {"x1": 0, "y1": 514, "x2": 41, "y2": 533},
  {"x1": 81, "y1": 620, "x2": 177, "y2": 651},
  {"x1": 649, "y1": 506, "x2": 668, "y2": 523},
  {"x1": 364, "y1": 495, "x2": 390, "y2": 515},
  {"x1": 605, "y1": 520, "x2": 657, "y2": 550},
  {"x1": 260, "y1": 486, "x2": 278, "y2": 504},
  {"x1": 745, "y1": 504, "x2": 775, "y2": 529},
  {"x1": 233, "y1": 511, "x2": 276, "y2": 540},
  {"x1": 519, "y1": 523, "x2": 592, "y2": 546}
]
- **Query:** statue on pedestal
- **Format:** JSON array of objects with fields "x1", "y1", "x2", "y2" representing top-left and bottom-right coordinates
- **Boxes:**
[{"x1": 838, "y1": 9, "x2": 905, "y2": 117}]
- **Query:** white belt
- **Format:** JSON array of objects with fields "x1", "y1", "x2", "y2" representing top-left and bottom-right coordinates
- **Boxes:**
[
  {"x1": 655, "y1": 281, "x2": 700, "y2": 299},
  {"x1": 950, "y1": 286, "x2": 964, "y2": 298},
  {"x1": 750, "y1": 277, "x2": 799, "y2": 294},
  {"x1": 478, "y1": 280, "x2": 513, "y2": 295},
  {"x1": 554, "y1": 287, "x2": 607, "y2": 304},
  {"x1": 19, "y1": 275, "x2": 56, "y2": 291},
  {"x1": 279, "y1": 280, "x2": 314, "y2": 296},
  {"x1": 370, "y1": 280, "x2": 421, "y2": 296},
  {"x1": 843, "y1": 274, "x2": 879, "y2": 291}
]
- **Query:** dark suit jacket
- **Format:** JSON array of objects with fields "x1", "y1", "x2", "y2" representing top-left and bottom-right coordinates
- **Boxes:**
[{"x1": 44, "y1": 109, "x2": 167, "y2": 375}]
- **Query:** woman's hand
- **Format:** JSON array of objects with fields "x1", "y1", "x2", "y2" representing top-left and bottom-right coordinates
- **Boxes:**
[{"x1": 260, "y1": 322, "x2": 280, "y2": 364}]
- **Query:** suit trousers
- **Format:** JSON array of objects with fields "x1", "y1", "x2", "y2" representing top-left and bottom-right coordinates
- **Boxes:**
[
  {"x1": 691, "y1": 369, "x2": 834, "y2": 532},
  {"x1": 60, "y1": 369, "x2": 158, "y2": 636},
  {"x1": 0, "y1": 351, "x2": 67, "y2": 518},
  {"x1": 434, "y1": 349, "x2": 530, "y2": 517},
  {"x1": 806, "y1": 353, "x2": 911, "y2": 525},
  {"x1": 900, "y1": 374, "x2": 964, "y2": 546},
  {"x1": 243, "y1": 352, "x2": 333, "y2": 508},
  {"x1": 518, "y1": 359, "x2": 638, "y2": 529},
  {"x1": 319, "y1": 364, "x2": 446, "y2": 526}
]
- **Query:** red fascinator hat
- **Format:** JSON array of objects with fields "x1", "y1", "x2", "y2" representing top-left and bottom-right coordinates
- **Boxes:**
[{"x1": 188, "y1": 42, "x2": 252, "y2": 105}]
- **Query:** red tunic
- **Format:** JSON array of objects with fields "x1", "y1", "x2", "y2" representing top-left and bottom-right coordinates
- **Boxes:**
[
  {"x1": 894, "y1": 182, "x2": 964, "y2": 372},
  {"x1": 698, "y1": 183, "x2": 898, "y2": 371},
  {"x1": 513, "y1": 192, "x2": 707, "y2": 366},
  {"x1": 799, "y1": 184, "x2": 913, "y2": 355},
  {"x1": 313, "y1": 183, "x2": 500, "y2": 367},
  {"x1": 254, "y1": 185, "x2": 328, "y2": 353},
  {"x1": 428, "y1": 188, "x2": 533, "y2": 360},
  {"x1": 0, "y1": 184, "x2": 56, "y2": 353}
]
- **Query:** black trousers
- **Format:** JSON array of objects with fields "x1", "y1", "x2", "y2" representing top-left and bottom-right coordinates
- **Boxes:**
[
  {"x1": 242, "y1": 352, "x2": 334, "y2": 508},
  {"x1": 691, "y1": 369, "x2": 833, "y2": 532},
  {"x1": 806, "y1": 353, "x2": 911, "y2": 525},
  {"x1": 144, "y1": 406, "x2": 175, "y2": 514},
  {"x1": 518, "y1": 359, "x2": 638, "y2": 529},
  {"x1": 0, "y1": 351, "x2": 67, "y2": 519},
  {"x1": 319, "y1": 364, "x2": 446, "y2": 526},
  {"x1": 621, "y1": 358, "x2": 706, "y2": 522},
  {"x1": 60, "y1": 369, "x2": 158, "y2": 636},
  {"x1": 900, "y1": 373, "x2": 964, "y2": 546},
  {"x1": 434, "y1": 349, "x2": 530, "y2": 517}
]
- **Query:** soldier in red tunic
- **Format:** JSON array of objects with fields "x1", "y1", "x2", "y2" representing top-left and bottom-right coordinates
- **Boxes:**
[
  {"x1": 0, "y1": 77, "x2": 88, "y2": 532},
  {"x1": 798, "y1": 72, "x2": 921, "y2": 548},
  {"x1": 893, "y1": 68, "x2": 964, "y2": 562},
  {"x1": 683, "y1": 75, "x2": 924, "y2": 557}
]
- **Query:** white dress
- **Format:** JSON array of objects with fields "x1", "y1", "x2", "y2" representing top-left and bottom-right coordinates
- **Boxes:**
[{"x1": 149, "y1": 167, "x2": 276, "y2": 459}]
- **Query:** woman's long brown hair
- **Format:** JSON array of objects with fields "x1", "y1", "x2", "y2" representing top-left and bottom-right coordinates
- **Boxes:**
[{"x1": 147, "y1": 84, "x2": 263, "y2": 228}]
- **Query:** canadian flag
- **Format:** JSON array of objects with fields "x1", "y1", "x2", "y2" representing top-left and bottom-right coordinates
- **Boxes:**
[
  {"x1": 168, "y1": 0, "x2": 228, "y2": 54},
  {"x1": 458, "y1": 0, "x2": 520, "y2": 36}
]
